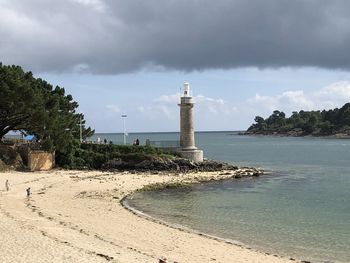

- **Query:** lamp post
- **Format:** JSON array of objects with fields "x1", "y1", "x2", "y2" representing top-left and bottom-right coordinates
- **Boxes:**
[{"x1": 121, "y1": 114, "x2": 127, "y2": 145}]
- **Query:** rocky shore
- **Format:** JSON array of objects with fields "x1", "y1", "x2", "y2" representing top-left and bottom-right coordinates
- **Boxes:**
[{"x1": 102, "y1": 155, "x2": 263, "y2": 175}]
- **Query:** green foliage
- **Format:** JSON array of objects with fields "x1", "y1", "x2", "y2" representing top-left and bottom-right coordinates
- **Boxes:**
[
  {"x1": 57, "y1": 144, "x2": 177, "y2": 169},
  {"x1": 247, "y1": 103, "x2": 350, "y2": 136},
  {"x1": 0, "y1": 63, "x2": 94, "y2": 155},
  {"x1": 80, "y1": 144, "x2": 165, "y2": 155}
]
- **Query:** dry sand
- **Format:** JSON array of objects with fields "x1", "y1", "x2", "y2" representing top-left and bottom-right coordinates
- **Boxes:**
[{"x1": 0, "y1": 169, "x2": 297, "y2": 263}]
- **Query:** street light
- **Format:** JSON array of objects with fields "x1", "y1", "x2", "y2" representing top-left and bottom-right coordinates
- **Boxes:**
[{"x1": 121, "y1": 114, "x2": 127, "y2": 145}]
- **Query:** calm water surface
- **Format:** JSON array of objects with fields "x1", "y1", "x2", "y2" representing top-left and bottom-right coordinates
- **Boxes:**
[{"x1": 94, "y1": 132, "x2": 350, "y2": 262}]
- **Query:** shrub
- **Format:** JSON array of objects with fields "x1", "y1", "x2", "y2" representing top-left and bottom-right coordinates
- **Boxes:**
[{"x1": 56, "y1": 143, "x2": 177, "y2": 170}]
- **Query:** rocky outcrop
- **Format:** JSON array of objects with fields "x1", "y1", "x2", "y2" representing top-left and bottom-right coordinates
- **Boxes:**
[
  {"x1": 101, "y1": 155, "x2": 262, "y2": 176},
  {"x1": 0, "y1": 144, "x2": 24, "y2": 169}
]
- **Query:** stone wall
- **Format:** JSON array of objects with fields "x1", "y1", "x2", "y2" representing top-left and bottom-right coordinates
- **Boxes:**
[
  {"x1": 177, "y1": 149, "x2": 203, "y2": 163},
  {"x1": 28, "y1": 151, "x2": 54, "y2": 171}
]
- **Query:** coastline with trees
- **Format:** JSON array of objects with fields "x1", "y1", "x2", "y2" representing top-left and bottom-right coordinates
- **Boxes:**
[{"x1": 244, "y1": 103, "x2": 350, "y2": 137}]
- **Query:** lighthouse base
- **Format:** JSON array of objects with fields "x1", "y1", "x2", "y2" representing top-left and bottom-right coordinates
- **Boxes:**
[{"x1": 177, "y1": 149, "x2": 203, "y2": 163}]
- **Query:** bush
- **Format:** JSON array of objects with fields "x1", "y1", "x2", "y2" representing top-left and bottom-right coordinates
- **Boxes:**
[{"x1": 56, "y1": 143, "x2": 177, "y2": 170}]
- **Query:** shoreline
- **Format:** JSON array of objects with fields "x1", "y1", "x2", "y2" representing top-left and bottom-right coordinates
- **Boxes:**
[
  {"x1": 120, "y1": 172, "x2": 302, "y2": 263},
  {"x1": 121, "y1": 195, "x2": 247, "y2": 246},
  {"x1": 0, "y1": 169, "x2": 299, "y2": 263},
  {"x1": 239, "y1": 132, "x2": 350, "y2": 139}
]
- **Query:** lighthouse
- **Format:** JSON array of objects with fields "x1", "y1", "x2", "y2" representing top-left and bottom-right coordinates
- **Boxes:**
[{"x1": 178, "y1": 82, "x2": 203, "y2": 162}]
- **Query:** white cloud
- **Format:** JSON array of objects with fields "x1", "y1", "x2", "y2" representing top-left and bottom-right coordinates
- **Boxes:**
[
  {"x1": 247, "y1": 90, "x2": 314, "y2": 113},
  {"x1": 136, "y1": 104, "x2": 176, "y2": 120},
  {"x1": 137, "y1": 106, "x2": 145, "y2": 113},
  {"x1": 135, "y1": 93, "x2": 239, "y2": 132},
  {"x1": 247, "y1": 81, "x2": 350, "y2": 117},
  {"x1": 139, "y1": 93, "x2": 237, "y2": 119},
  {"x1": 154, "y1": 94, "x2": 180, "y2": 104},
  {"x1": 106, "y1": 104, "x2": 120, "y2": 114},
  {"x1": 195, "y1": 95, "x2": 233, "y2": 115},
  {"x1": 313, "y1": 81, "x2": 350, "y2": 109}
]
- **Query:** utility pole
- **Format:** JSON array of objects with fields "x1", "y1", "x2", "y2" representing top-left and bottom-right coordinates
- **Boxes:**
[{"x1": 121, "y1": 114, "x2": 127, "y2": 145}]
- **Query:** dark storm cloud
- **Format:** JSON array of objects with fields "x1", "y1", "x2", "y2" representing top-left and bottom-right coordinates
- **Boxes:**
[{"x1": 1, "y1": 0, "x2": 350, "y2": 74}]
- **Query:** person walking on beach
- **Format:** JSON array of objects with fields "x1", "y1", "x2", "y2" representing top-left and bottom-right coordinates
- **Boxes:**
[
  {"x1": 159, "y1": 256, "x2": 168, "y2": 263},
  {"x1": 26, "y1": 187, "x2": 31, "y2": 198},
  {"x1": 5, "y1": 179, "x2": 9, "y2": 191}
]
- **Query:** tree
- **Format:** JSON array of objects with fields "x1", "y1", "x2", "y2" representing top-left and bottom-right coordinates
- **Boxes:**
[
  {"x1": 0, "y1": 64, "x2": 44, "y2": 139},
  {"x1": 0, "y1": 63, "x2": 94, "y2": 151},
  {"x1": 319, "y1": 121, "x2": 334, "y2": 135},
  {"x1": 337, "y1": 103, "x2": 350, "y2": 128},
  {"x1": 287, "y1": 111, "x2": 304, "y2": 128},
  {"x1": 265, "y1": 110, "x2": 286, "y2": 131},
  {"x1": 245, "y1": 103, "x2": 350, "y2": 136},
  {"x1": 254, "y1": 116, "x2": 265, "y2": 126}
]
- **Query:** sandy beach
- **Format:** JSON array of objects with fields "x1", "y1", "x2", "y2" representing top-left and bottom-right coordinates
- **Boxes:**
[{"x1": 0, "y1": 169, "x2": 296, "y2": 263}]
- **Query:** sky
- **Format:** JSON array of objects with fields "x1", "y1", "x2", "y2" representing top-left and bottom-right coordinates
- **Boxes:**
[{"x1": 2, "y1": 0, "x2": 350, "y2": 132}]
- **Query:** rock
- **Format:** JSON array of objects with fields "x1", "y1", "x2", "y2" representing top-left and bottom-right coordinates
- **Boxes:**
[
  {"x1": 0, "y1": 159, "x2": 7, "y2": 171},
  {"x1": 101, "y1": 153, "x2": 263, "y2": 178},
  {"x1": 0, "y1": 145, "x2": 23, "y2": 168},
  {"x1": 135, "y1": 159, "x2": 153, "y2": 169},
  {"x1": 219, "y1": 172, "x2": 232, "y2": 175},
  {"x1": 102, "y1": 158, "x2": 124, "y2": 169}
]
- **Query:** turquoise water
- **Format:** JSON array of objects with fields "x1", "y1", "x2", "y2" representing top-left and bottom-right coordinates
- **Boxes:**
[{"x1": 117, "y1": 132, "x2": 350, "y2": 263}]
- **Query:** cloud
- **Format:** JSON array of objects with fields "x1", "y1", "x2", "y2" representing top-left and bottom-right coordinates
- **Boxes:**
[
  {"x1": 138, "y1": 93, "x2": 237, "y2": 120},
  {"x1": 70, "y1": 0, "x2": 106, "y2": 12},
  {"x1": 313, "y1": 81, "x2": 350, "y2": 108},
  {"x1": 105, "y1": 104, "x2": 120, "y2": 114},
  {"x1": 2, "y1": 1, "x2": 350, "y2": 73},
  {"x1": 247, "y1": 81, "x2": 350, "y2": 116},
  {"x1": 137, "y1": 95, "x2": 178, "y2": 120},
  {"x1": 247, "y1": 91, "x2": 314, "y2": 113},
  {"x1": 154, "y1": 94, "x2": 180, "y2": 104},
  {"x1": 195, "y1": 95, "x2": 236, "y2": 115}
]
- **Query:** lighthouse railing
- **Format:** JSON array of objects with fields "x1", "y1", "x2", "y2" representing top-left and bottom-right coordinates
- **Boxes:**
[{"x1": 148, "y1": 140, "x2": 180, "y2": 148}]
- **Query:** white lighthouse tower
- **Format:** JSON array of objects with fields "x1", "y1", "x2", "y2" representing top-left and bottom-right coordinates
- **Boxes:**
[{"x1": 178, "y1": 82, "x2": 203, "y2": 162}]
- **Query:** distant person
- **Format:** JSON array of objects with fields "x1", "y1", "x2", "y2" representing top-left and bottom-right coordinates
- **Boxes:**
[
  {"x1": 109, "y1": 140, "x2": 113, "y2": 145},
  {"x1": 104, "y1": 138, "x2": 107, "y2": 144},
  {"x1": 5, "y1": 179, "x2": 9, "y2": 191},
  {"x1": 97, "y1": 137, "x2": 101, "y2": 144},
  {"x1": 159, "y1": 256, "x2": 168, "y2": 263},
  {"x1": 133, "y1": 140, "x2": 136, "y2": 145},
  {"x1": 135, "y1": 138, "x2": 140, "y2": 146},
  {"x1": 26, "y1": 187, "x2": 31, "y2": 197}
]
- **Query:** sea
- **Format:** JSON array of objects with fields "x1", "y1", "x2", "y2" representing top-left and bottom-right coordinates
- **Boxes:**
[{"x1": 80, "y1": 132, "x2": 350, "y2": 262}]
